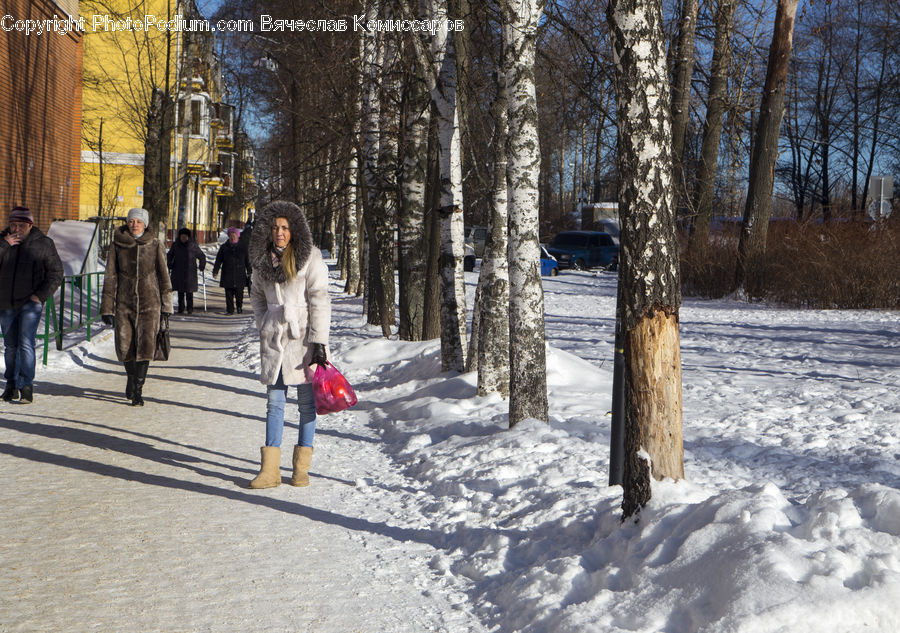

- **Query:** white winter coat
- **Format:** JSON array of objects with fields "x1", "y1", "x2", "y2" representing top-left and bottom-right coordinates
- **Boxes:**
[{"x1": 248, "y1": 201, "x2": 331, "y2": 386}]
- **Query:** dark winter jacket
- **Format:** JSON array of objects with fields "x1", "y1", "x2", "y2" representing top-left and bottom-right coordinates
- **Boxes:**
[
  {"x1": 100, "y1": 226, "x2": 173, "y2": 362},
  {"x1": 0, "y1": 225, "x2": 64, "y2": 311},
  {"x1": 212, "y1": 240, "x2": 250, "y2": 289},
  {"x1": 249, "y1": 201, "x2": 330, "y2": 385},
  {"x1": 167, "y1": 229, "x2": 206, "y2": 292}
]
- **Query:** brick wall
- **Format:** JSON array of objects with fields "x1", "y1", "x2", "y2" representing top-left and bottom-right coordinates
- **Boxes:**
[{"x1": 0, "y1": 0, "x2": 82, "y2": 231}]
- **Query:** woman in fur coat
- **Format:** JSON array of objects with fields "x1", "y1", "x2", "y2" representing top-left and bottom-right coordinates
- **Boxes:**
[
  {"x1": 247, "y1": 200, "x2": 331, "y2": 489},
  {"x1": 100, "y1": 208, "x2": 173, "y2": 406}
]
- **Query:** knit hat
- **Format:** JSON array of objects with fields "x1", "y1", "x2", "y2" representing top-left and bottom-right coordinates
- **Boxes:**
[
  {"x1": 126, "y1": 207, "x2": 149, "y2": 226},
  {"x1": 227, "y1": 227, "x2": 240, "y2": 238},
  {"x1": 178, "y1": 227, "x2": 192, "y2": 239},
  {"x1": 9, "y1": 206, "x2": 34, "y2": 225}
]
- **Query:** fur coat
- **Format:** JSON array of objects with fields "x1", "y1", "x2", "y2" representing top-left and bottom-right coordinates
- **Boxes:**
[
  {"x1": 100, "y1": 226, "x2": 173, "y2": 362},
  {"x1": 249, "y1": 201, "x2": 330, "y2": 386}
]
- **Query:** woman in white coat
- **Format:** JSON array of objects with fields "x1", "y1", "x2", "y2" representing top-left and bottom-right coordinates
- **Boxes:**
[{"x1": 247, "y1": 200, "x2": 331, "y2": 489}]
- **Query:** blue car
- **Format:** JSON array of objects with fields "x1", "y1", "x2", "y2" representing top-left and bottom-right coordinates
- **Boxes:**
[
  {"x1": 547, "y1": 230, "x2": 619, "y2": 270},
  {"x1": 540, "y1": 245, "x2": 559, "y2": 276}
]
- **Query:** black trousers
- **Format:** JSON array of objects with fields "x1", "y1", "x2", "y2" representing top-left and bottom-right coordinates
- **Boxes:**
[
  {"x1": 224, "y1": 287, "x2": 244, "y2": 313},
  {"x1": 177, "y1": 291, "x2": 194, "y2": 313}
]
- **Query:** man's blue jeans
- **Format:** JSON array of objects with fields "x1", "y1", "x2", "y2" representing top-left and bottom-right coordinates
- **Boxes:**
[
  {"x1": 265, "y1": 371, "x2": 317, "y2": 447},
  {"x1": 0, "y1": 301, "x2": 44, "y2": 389}
]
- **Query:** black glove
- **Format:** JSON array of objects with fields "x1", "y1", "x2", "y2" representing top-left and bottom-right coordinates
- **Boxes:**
[
  {"x1": 309, "y1": 343, "x2": 327, "y2": 368},
  {"x1": 101, "y1": 314, "x2": 114, "y2": 327}
]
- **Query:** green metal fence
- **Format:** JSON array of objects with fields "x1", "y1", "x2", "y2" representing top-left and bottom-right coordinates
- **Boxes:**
[{"x1": 35, "y1": 272, "x2": 105, "y2": 365}]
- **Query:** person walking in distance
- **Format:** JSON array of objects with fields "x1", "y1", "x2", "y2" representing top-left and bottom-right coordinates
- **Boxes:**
[
  {"x1": 247, "y1": 201, "x2": 331, "y2": 489},
  {"x1": 212, "y1": 227, "x2": 251, "y2": 315},
  {"x1": 167, "y1": 227, "x2": 206, "y2": 314},
  {"x1": 100, "y1": 208, "x2": 173, "y2": 406},
  {"x1": 0, "y1": 206, "x2": 63, "y2": 404}
]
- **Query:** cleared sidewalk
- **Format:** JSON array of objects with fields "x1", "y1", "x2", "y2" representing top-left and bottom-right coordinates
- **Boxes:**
[{"x1": 0, "y1": 282, "x2": 473, "y2": 632}]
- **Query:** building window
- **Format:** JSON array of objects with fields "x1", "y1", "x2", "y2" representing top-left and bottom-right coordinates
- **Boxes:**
[{"x1": 178, "y1": 96, "x2": 207, "y2": 137}]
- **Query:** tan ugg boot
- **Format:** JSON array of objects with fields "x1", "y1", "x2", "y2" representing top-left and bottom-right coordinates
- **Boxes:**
[
  {"x1": 290, "y1": 446, "x2": 313, "y2": 487},
  {"x1": 248, "y1": 446, "x2": 282, "y2": 489}
]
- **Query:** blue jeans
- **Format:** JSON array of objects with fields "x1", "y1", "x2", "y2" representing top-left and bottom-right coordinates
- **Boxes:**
[
  {"x1": 0, "y1": 301, "x2": 44, "y2": 389},
  {"x1": 265, "y1": 371, "x2": 317, "y2": 447}
]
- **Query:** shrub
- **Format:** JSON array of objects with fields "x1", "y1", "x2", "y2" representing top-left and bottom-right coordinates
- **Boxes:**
[{"x1": 680, "y1": 218, "x2": 900, "y2": 309}]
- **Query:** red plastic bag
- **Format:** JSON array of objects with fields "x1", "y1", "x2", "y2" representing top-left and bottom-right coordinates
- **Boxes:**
[{"x1": 311, "y1": 362, "x2": 358, "y2": 414}]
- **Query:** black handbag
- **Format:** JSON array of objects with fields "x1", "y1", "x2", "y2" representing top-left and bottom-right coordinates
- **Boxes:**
[{"x1": 154, "y1": 315, "x2": 171, "y2": 361}]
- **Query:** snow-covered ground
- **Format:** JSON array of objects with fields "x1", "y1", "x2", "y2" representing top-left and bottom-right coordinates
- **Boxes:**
[{"x1": 1, "y1": 260, "x2": 898, "y2": 632}]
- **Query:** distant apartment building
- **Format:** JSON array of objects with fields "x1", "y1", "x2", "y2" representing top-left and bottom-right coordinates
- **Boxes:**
[{"x1": 0, "y1": 0, "x2": 82, "y2": 229}]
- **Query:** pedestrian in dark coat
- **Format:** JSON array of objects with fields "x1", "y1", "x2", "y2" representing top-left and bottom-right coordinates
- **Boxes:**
[
  {"x1": 212, "y1": 227, "x2": 251, "y2": 314},
  {"x1": 167, "y1": 227, "x2": 206, "y2": 314},
  {"x1": 100, "y1": 208, "x2": 173, "y2": 406},
  {"x1": 0, "y1": 206, "x2": 63, "y2": 404}
]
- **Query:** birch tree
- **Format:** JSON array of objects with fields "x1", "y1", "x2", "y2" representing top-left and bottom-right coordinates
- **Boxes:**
[
  {"x1": 476, "y1": 60, "x2": 511, "y2": 398},
  {"x1": 735, "y1": 0, "x2": 800, "y2": 294},
  {"x1": 359, "y1": 0, "x2": 396, "y2": 336},
  {"x1": 670, "y1": 0, "x2": 699, "y2": 205},
  {"x1": 344, "y1": 127, "x2": 363, "y2": 295},
  {"x1": 607, "y1": 0, "x2": 685, "y2": 518},
  {"x1": 399, "y1": 0, "x2": 468, "y2": 369},
  {"x1": 431, "y1": 0, "x2": 468, "y2": 371},
  {"x1": 398, "y1": 37, "x2": 431, "y2": 340},
  {"x1": 504, "y1": 0, "x2": 549, "y2": 426},
  {"x1": 688, "y1": 0, "x2": 737, "y2": 250}
]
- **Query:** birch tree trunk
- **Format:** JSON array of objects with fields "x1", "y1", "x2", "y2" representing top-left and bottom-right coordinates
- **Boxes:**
[
  {"x1": 422, "y1": 114, "x2": 443, "y2": 339},
  {"x1": 343, "y1": 137, "x2": 361, "y2": 289},
  {"x1": 476, "y1": 62, "x2": 511, "y2": 397},
  {"x1": 689, "y1": 0, "x2": 736, "y2": 251},
  {"x1": 608, "y1": 0, "x2": 685, "y2": 518},
  {"x1": 399, "y1": 56, "x2": 431, "y2": 340},
  {"x1": 360, "y1": 0, "x2": 394, "y2": 335},
  {"x1": 735, "y1": 0, "x2": 800, "y2": 294},
  {"x1": 503, "y1": 0, "x2": 548, "y2": 426},
  {"x1": 670, "y1": 0, "x2": 699, "y2": 202},
  {"x1": 374, "y1": 25, "x2": 400, "y2": 330},
  {"x1": 397, "y1": 0, "x2": 466, "y2": 356},
  {"x1": 431, "y1": 0, "x2": 467, "y2": 372},
  {"x1": 345, "y1": 30, "x2": 366, "y2": 295}
]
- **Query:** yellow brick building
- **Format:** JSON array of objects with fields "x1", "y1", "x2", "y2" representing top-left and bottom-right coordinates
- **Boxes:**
[{"x1": 79, "y1": 0, "x2": 252, "y2": 243}]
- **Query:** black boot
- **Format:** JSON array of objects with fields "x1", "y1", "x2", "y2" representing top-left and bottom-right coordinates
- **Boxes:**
[
  {"x1": 124, "y1": 361, "x2": 136, "y2": 400},
  {"x1": 1, "y1": 384, "x2": 19, "y2": 402},
  {"x1": 131, "y1": 361, "x2": 149, "y2": 406},
  {"x1": 19, "y1": 384, "x2": 33, "y2": 404}
]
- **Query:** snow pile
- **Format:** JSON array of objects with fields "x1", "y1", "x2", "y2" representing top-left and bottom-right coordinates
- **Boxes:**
[
  {"x1": 218, "y1": 265, "x2": 900, "y2": 632},
  {"x1": 313, "y1": 328, "x2": 899, "y2": 632}
]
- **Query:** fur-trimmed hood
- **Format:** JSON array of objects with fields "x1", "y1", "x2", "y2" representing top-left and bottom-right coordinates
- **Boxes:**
[{"x1": 249, "y1": 200, "x2": 314, "y2": 283}]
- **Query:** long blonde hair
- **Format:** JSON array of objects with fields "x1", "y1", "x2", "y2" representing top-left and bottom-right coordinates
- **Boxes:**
[{"x1": 281, "y1": 241, "x2": 296, "y2": 280}]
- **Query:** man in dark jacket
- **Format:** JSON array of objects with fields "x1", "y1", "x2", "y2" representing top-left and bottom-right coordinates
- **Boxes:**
[
  {"x1": 166, "y1": 227, "x2": 206, "y2": 314},
  {"x1": 0, "y1": 206, "x2": 63, "y2": 403}
]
